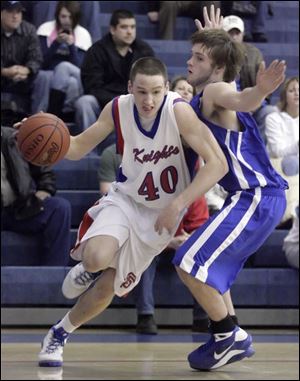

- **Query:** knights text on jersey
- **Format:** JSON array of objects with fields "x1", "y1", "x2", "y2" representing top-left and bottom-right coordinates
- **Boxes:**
[{"x1": 111, "y1": 92, "x2": 192, "y2": 209}]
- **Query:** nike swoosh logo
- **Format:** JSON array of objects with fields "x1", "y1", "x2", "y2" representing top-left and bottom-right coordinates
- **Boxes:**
[{"x1": 214, "y1": 342, "x2": 235, "y2": 360}]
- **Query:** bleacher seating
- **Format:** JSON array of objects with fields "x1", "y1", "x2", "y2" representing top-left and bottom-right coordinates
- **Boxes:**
[{"x1": 1, "y1": 1, "x2": 299, "y2": 326}]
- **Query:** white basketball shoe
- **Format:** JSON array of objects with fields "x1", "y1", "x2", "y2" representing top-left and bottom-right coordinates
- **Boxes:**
[
  {"x1": 62, "y1": 262, "x2": 95, "y2": 299},
  {"x1": 38, "y1": 326, "x2": 69, "y2": 367}
]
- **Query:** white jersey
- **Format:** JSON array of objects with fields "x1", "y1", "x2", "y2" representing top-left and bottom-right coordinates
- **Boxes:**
[{"x1": 112, "y1": 92, "x2": 191, "y2": 209}]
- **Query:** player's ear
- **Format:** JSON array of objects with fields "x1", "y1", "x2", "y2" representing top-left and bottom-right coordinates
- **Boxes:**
[
  {"x1": 214, "y1": 65, "x2": 225, "y2": 77},
  {"x1": 128, "y1": 80, "x2": 133, "y2": 94},
  {"x1": 165, "y1": 80, "x2": 170, "y2": 93}
]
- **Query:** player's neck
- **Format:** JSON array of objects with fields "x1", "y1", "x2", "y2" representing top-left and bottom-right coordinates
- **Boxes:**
[{"x1": 139, "y1": 115, "x2": 156, "y2": 131}]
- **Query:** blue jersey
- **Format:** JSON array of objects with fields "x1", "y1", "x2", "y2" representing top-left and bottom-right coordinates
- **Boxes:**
[{"x1": 190, "y1": 93, "x2": 288, "y2": 193}]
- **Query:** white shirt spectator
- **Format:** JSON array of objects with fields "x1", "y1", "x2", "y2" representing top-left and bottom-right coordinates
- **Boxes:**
[{"x1": 265, "y1": 110, "x2": 299, "y2": 158}]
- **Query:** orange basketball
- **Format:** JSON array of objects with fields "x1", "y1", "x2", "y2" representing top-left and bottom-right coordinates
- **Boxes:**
[{"x1": 17, "y1": 113, "x2": 70, "y2": 166}]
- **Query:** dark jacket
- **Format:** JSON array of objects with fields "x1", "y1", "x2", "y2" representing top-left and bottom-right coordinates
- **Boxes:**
[
  {"x1": 80, "y1": 33, "x2": 155, "y2": 108},
  {"x1": 1, "y1": 20, "x2": 43, "y2": 93},
  {"x1": 1, "y1": 127, "x2": 56, "y2": 220}
]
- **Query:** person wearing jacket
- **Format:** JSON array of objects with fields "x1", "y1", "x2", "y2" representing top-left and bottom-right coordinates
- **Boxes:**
[
  {"x1": 74, "y1": 9, "x2": 155, "y2": 139},
  {"x1": 1, "y1": 125, "x2": 72, "y2": 266}
]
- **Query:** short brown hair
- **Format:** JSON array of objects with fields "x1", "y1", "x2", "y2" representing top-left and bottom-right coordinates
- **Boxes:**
[
  {"x1": 277, "y1": 76, "x2": 299, "y2": 111},
  {"x1": 130, "y1": 57, "x2": 168, "y2": 83},
  {"x1": 190, "y1": 29, "x2": 245, "y2": 83}
]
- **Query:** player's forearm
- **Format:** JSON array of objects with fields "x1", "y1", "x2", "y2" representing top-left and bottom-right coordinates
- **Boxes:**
[{"x1": 236, "y1": 86, "x2": 267, "y2": 112}]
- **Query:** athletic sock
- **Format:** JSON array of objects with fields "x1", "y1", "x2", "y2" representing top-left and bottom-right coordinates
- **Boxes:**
[
  {"x1": 210, "y1": 313, "x2": 236, "y2": 334},
  {"x1": 230, "y1": 314, "x2": 239, "y2": 326},
  {"x1": 54, "y1": 312, "x2": 78, "y2": 333}
]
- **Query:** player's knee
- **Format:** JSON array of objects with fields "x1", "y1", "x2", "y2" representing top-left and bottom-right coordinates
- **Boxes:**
[{"x1": 82, "y1": 240, "x2": 114, "y2": 272}]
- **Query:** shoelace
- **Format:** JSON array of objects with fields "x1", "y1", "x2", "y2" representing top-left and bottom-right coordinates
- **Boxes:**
[
  {"x1": 45, "y1": 335, "x2": 66, "y2": 354},
  {"x1": 74, "y1": 271, "x2": 94, "y2": 286}
]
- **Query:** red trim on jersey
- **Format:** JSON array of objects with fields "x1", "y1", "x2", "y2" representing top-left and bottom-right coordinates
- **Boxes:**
[{"x1": 112, "y1": 97, "x2": 124, "y2": 155}]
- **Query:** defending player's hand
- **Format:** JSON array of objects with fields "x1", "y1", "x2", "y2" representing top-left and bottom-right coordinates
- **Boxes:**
[
  {"x1": 256, "y1": 60, "x2": 286, "y2": 96},
  {"x1": 195, "y1": 5, "x2": 223, "y2": 32},
  {"x1": 154, "y1": 203, "x2": 181, "y2": 236}
]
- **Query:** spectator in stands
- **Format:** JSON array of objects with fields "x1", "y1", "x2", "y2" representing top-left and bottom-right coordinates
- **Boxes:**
[
  {"x1": 75, "y1": 9, "x2": 155, "y2": 140},
  {"x1": 265, "y1": 77, "x2": 299, "y2": 227},
  {"x1": 22, "y1": 1, "x2": 102, "y2": 43},
  {"x1": 146, "y1": 1, "x2": 220, "y2": 40},
  {"x1": 1, "y1": 125, "x2": 71, "y2": 266},
  {"x1": 222, "y1": 14, "x2": 276, "y2": 143},
  {"x1": 1, "y1": 1, "x2": 43, "y2": 126},
  {"x1": 224, "y1": 1, "x2": 269, "y2": 43},
  {"x1": 32, "y1": 1, "x2": 92, "y2": 118},
  {"x1": 170, "y1": 75, "x2": 195, "y2": 100}
]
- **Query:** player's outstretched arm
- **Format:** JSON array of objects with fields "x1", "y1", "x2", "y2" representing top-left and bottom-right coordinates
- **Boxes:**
[
  {"x1": 65, "y1": 101, "x2": 115, "y2": 160},
  {"x1": 154, "y1": 102, "x2": 228, "y2": 235},
  {"x1": 194, "y1": 4, "x2": 223, "y2": 31},
  {"x1": 205, "y1": 60, "x2": 287, "y2": 112}
]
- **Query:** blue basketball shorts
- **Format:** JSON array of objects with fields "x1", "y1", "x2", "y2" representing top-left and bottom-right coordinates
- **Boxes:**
[{"x1": 172, "y1": 187, "x2": 286, "y2": 294}]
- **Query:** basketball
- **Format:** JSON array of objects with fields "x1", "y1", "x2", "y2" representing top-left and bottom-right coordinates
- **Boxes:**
[{"x1": 17, "y1": 113, "x2": 70, "y2": 166}]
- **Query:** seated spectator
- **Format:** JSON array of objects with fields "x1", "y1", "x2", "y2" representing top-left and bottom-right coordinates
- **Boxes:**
[
  {"x1": 1, "y1": 125, "x2": 71, "y2": 266},
  {"x1": 226, "y1": 1, "x2": 269, "y2": 42},
  {"x1": 222, "y1": 14, "x2": 276, "y2": 143},
  {"x1": 283, "y1": 205, "x2": 299, "y2": 269},
  {"x1": 22, "y1": 1, "x2": 102, "y2": 43},
  {"x1": 170, "y1": 75, "x2": 195, "y2": 101},
  {"x1": 265, "y1": 77, "x2": 299, "y2": 227},
  {"x1": 1, "y1": 1, "x2": 43, "y2": 126},
  {"x1": 74, "y1": 9, "x2": 155, "y2": 153},
  {"x1": 32, "y1": 1, "x2": 92, "y2": 118},
  {"x1": 146, "y1": 1, "x2": 220, "y2": 40}
]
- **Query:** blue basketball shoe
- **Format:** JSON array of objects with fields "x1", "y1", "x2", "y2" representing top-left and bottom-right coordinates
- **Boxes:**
[
  {"x1": 188, "y1": 326, "x2": 255, "y2": 370},
  {"x1": 38, "y1": 326, "x2": 69, "y2": 367}
]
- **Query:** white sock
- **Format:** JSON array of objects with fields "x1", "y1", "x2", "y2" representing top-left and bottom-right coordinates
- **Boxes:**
[{"x1": 54, "y1": 312, "x2": 78, "y2": 333}]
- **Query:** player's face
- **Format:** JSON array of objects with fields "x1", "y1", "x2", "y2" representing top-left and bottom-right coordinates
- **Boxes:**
[
  {"x1": 286, "y1": 80, "x2": 299, "y2": 108},
  {"x1": 186, "y1": 44, "x2": 218, "y2": 90},
  {"x1": 129, "y1": 74, "x2": 169, "y2": 119},
  {"x1": 173, "y1": 79, "x2": 194, "y2": 102},
  {"x1": 110, "y1": 18, "x2": 136, "y2": 46}
]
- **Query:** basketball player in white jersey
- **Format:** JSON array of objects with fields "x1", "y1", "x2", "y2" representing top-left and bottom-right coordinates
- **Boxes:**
[{"x1": 38, "y1": 56, "x2": 228, "y2": 367}]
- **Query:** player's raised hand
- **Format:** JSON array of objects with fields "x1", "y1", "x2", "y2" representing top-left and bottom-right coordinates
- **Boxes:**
[
  {"x1": 256, "y1": 60, "x2": 287, "y2": 96},
  {"x1": 195, "y1": 5, "x2": 223, "y2": 31}
]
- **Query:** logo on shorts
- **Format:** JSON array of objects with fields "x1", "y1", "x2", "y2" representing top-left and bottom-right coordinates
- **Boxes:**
[{"x1": 120, "y1": 272, "x2": 136, "y2": 288}]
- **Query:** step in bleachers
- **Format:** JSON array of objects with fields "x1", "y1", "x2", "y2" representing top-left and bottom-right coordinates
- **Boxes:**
[{"x1": 1, "y1": 265, "x2": 298, "y2": 308}]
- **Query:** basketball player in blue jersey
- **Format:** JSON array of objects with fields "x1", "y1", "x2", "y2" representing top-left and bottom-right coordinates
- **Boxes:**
[
  {"x1": 162, "y1": 7, "x2": 288, "y2": 371},
  {"x1": 37, "y1": 56, "x2": 229, "y2": 367}
]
